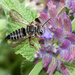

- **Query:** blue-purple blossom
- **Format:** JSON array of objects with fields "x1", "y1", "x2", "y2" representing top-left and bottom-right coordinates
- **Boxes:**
[
  {"x1": 41, "y1": 30, "x2": 53, "y2": 39},
  {"x1": 34, "y1": 1, "x2": 75, "y2": 75}
]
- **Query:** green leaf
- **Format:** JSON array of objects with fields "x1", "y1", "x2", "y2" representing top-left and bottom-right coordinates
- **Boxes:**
[
  {"x1": 64, "y1": 61, "x2": 75, "y2": 75},
  {"x1": 29, "y1": 60, "x2": 43, "y2": 75},
  {"x1": 21, "y1": 60, "x2": 34, "y2": 75},
  {"x1": 0, "y1": 0, "x2": 38, "y2": 22},
  {"x1": 13, "y1": 38, "x2": 40, "y2": 61},
  {"x1": 54, "y1": 71, "x2": 63, "y2": 75},
  {"x1": 72, "y1": 18, "x2": 75, "y2": 33},
  {"x1": 0, "y1": 0, "x2": 40, "y2": 61},
  {"x1": 0, "y1": 0, "x2": 38, "y2": 34}
]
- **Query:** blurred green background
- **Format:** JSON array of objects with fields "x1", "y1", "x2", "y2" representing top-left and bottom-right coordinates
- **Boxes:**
[{"x1": 0, "y1": 0, "x2": 25, "y2": 75}]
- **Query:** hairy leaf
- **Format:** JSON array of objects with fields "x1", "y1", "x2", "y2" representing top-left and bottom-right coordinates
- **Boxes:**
[
  {"x1": 0, "y1": 0, "x2": 40, "y2": 61},
  {"x1": 14, "y1": 38, "x2": 40, "y2": 61}
]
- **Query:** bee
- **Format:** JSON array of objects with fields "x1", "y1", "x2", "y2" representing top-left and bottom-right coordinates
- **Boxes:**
[{"x1": 5, "y1": 9, "x2": 51, "y2": 47}]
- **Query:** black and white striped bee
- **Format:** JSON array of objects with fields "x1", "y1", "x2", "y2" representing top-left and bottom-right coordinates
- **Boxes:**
[{"x1": 5, "y1": 9, "x2": 51, "y2": 47}]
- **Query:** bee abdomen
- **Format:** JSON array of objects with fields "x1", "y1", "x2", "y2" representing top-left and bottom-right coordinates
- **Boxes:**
[{"x1": 5, "y1": 27, "x2": 27, "y2": 40}]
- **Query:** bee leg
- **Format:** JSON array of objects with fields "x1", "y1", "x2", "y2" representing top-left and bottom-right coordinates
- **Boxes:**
[
  {"x1": 29, "y1": 22, "x2": 33, "y2": 25},
  {"x1": 29, "y1": 37, "x2": 34, "y2": 46},
  {"x1": 35, "y1": 35, "x2": 40, "y2": 38},
  {"x1": 29, "y1": 37, "x2": 38, "y2": 50}
]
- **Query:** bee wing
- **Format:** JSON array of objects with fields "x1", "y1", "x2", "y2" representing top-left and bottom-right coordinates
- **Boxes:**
[
  {"x1": 10, "y1": 38, "x2": 25, "y2": 48},
  {"x1": 10, "y1": 36, "x2": 29, "y2": 48},
  {"x1": 9, "y1": 9, "x2": 29, "y2": 25}
]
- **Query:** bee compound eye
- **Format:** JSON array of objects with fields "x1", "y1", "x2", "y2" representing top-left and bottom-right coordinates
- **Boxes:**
[
  {"x1": 40, "y1": 32, "x2": 43, "y2": 35},
  {"x1": 39, "y1": 30, "x2": 43, "y2": 35}
]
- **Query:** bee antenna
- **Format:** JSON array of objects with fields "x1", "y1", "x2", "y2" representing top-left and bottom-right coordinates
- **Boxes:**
[{"x1": 42, "y1": 18, "x2": 51, "y2": 27}]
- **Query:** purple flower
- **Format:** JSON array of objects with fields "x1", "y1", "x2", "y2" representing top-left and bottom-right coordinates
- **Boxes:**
[
  {"x1": 65, "y1": 32, "x2": 75, "y2": 44},
  {"x1": 47, "y1": 1, "x2": 57, "y2": 19},
  {"x1": 60, "y1": 50, "x2": 70, "y2": 62},
  {"x1": 69, "y1": 45, "x2": 75, "y2": 63},
  {"x1": 59, "y1": 39, "x2": 71, "y2": 49},
  {"x1": 63, "y1": 14, "x2": 72, "y2": 32},
  {"x1": 34, "y1": 1, "x2": 75, "y2": 75},
  {"x1": 41, "y1": 30, "x2": 53, "y2": 39},
  {"x1": 50, "y1": 27, "x2": 65, "y2": 40},
  {"x1": 55, "y1": 17, "x2": 63, "y2": 28},
  {"x1": 47, "y1": 57, "x2": 58, "y2": 75},
  {"x1": 57, "y1": 60, "x2": 70, "y2": 75},
  {"x1": 42, "y1": 53, "x2": 52, "y2": 67},
  {"x1": 65, "y1": 0, "x2": 75, "y2": 16},
  {"x1": 53, "y1": 47, "x2": 60, "y2": 54},
  {"x1": 34, "y1": 52, "x2": 41, "y2": 58}
]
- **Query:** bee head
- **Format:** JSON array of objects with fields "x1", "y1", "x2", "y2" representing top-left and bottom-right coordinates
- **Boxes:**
[
  {"x1": 36, "y1": 18, "x2": 51, "y2": 36},
  {"x1": 37, "y1": 25, "x2": 44, "y2": 35}
]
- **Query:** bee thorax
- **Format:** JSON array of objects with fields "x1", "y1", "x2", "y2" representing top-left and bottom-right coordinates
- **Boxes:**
[{"x1": 27, "y1": 25, "x2": 35, "y2": 34}]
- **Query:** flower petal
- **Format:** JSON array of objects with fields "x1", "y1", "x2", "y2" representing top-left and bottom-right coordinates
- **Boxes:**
[
  {"x1": 38, "y1": 11, "x2": 49, "y2": 21},
  {"x1": 65, "y1": 32, "x2": 75, "y2": 44},
  {"x1": 69, "y1": 45, "x2": 75, "y2": 63},
  {"x1": 65, "y1": 0, "x2": 72, "y2": 8},
  {"x1": 59, "y1": 39, "x2": 71, "y2": 49},
  {"x1": 39, "y1": 47, "x2": 47, "y2": 55},
  {"x1": 66, "y1": 0, "x2": 75, "y2": 13},
  {"x1": 47, "y1": 1, "x2": 57, "y2": 19},
  {"x1": 38, "y1": 11, "x2": 51, "y2": 28},
  {"x1": 47, "y1": 57, "x2": 58, "y2": 75},
  {"x1": 57, "y1": 60, "x2": 70, "y2": 75},
  {"x1": 53, "y1": 47, "x2": 61, "y2": 54},
  {"x1": 41, "y1": 30, "x2": 53, "y2": 39},
  {"x1": 60, "y1": 50, "x2": 70, "y2": 62},
  {"x1": 63, "y1": 15, "x2": 72, "y2": 32},
  {"x1": 51, "y1": 28, "x2": 65, "y2": 41},
  {"x1": 57, "y1": 0, "x2": 65, "y2": 11},
  {"x1": 70, "y1": 1, "x2": 75, "y2": 13},
  {"x1": 55, "y1": 16, "x2": 63, "y2": 29},
  {"x1": 34, "y1": 52, "x2": 41, "y2": 58},
  {"x1": 39, "y1": 37, "x2": 45, "y2": 45},
  {"x1": 42, "y1": 53, "x2": 52, "y2": 67}
]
